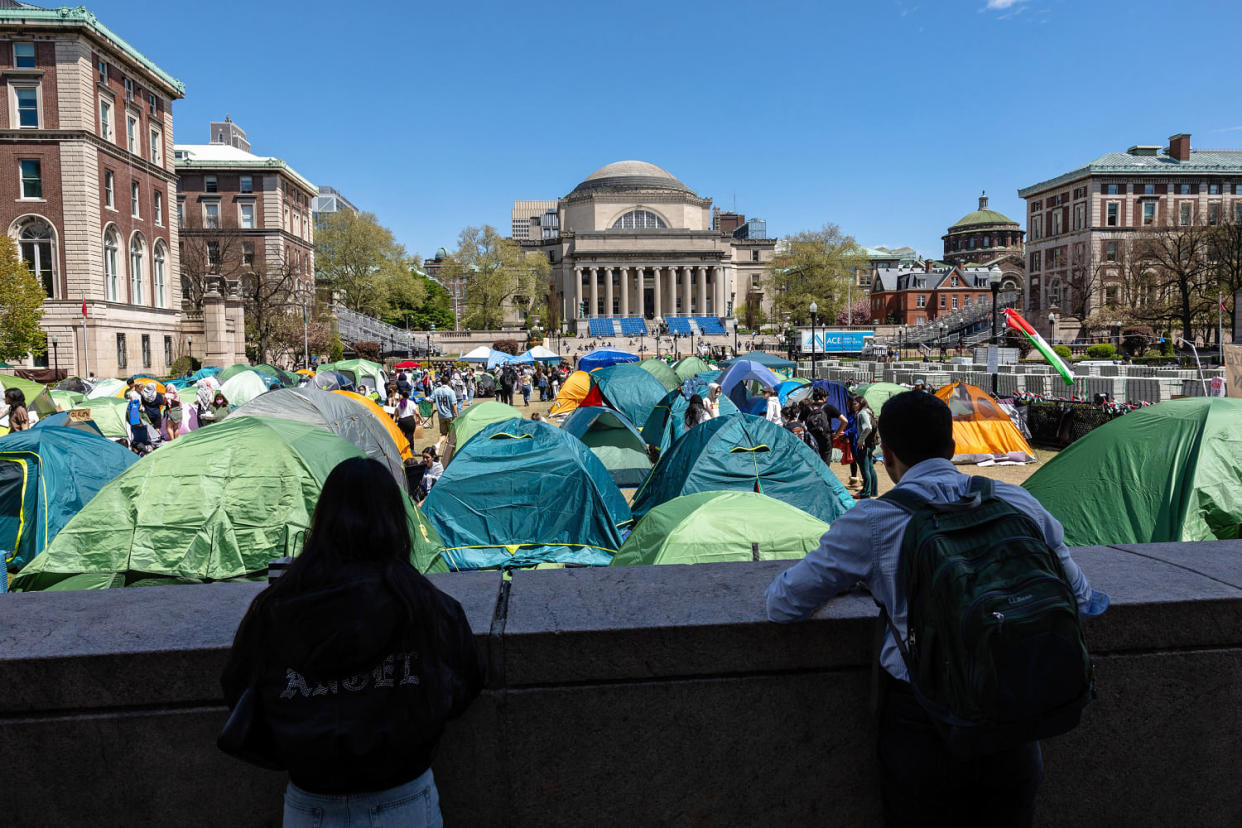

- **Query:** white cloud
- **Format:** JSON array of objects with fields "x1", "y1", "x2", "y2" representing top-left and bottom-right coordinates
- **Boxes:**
[{"x1": 984, "y1": 0, "x2": 1026, "y2": 9}]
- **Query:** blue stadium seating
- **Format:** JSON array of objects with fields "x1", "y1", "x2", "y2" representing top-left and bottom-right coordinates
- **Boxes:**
[
  {"x1": 618, "y1": 317, "x2": 648, "y2": 335},
  {"x1": 695, "y1": 317, "x2": 726, "y2": 335},
  {"x1": 665, "y1": 317, "x2": 694, "y2": 335},
  {"x1": 588, "y1": 318, "x2": 618, "y2": 337}
]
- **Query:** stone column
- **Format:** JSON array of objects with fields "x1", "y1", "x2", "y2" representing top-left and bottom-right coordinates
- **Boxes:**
[
  {"x1": 589, "y1": 267, "x2": 599, "y2": 317},
  {"x1": 636, "y1": 267, "x2": 646, "y2": 318},
  {"x1": 605, "y1": 267, "x2": 614, "y2": 317},
  {"x1": 574, "y1": 267, "x2": 583, "y2": 318},
  {"x1": 696, "y1": 266, "x2": 707, "y2": 317},
  {"x1": 620, "y1": 266, "x2": 630, "y2": 317},
  {"x1": 653, "y1": 266, "x2": 662, "y2": 318},
  {"x1": 666, "y1": 266, "x2": 677, "y2": 315},
  {"x1": 681, "y1": 266, "x2": 692, "y2": 316}
]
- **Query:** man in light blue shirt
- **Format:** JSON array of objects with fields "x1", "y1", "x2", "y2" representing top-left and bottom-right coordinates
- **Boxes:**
[
  {"x1": 766, "y1": 391, "x2": 1106, "y2": 827},
  {"x1": 430, "y1": 378, "x2": 459, "y2": 447}
]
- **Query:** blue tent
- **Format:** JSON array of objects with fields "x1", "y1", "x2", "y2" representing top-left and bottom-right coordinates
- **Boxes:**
[
  {"x1": 591, "y1": 363, "x2": 669, "y2": 430},
  {"x1": 487, "y1": 350, "x2": 516, "y2": 370},
  {"x1": 811, "y1": 379, "x2": 852, "y2": 415},
  {"x1": 641, "y1": 388, "x2": 740, "y2": 454},
  {"x1": 423, "y1": 418, "x2": 632, "y2": 569},
  {"x1": 31, "y1": 411, "x2": 105, "y2": 438},
  {"x1": 719, "y1": 360, "x2": 783, "y2": 415},
  {"x1": 579, "y1": 347, "x2": 639, "y2": 372},
  {"x1": 630, "y1": 413, "x2": 855, "y2": 524},
  {"x1": 189, "y1": 366, "x2": 221, "y2": 382}
]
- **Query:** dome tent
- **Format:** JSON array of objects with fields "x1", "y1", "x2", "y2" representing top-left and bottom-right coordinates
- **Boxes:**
[
  {"x1": 591, "y1": 363, "x2": 669, "y2": 430},
  {"x1": 630, "y1": 413, "x2": 855, "y2": 524},
  {"x1": 561, "y1": 406, "x2": 652, "y2": 488},
  {"x1": 549, "y1": 370, "x2": 604, "y2": 416},
  {"x1": 1023, "y1": 398, "x2": 1242, "y2": 546},
  {"x1": 423, "y1": 418, "x2": 631, "y2": 570},
  {"x1": 641, "y1": 387, "x2": 739, "y2": 454},
  {"x1": 933, "y1": 382, "x2": 1035, "y2": 464},
  {"x1": 219, "y1": 370, "x2": 270, "y2": 408},
  {"x1": 11, "y1": 417, "x2": 445, "y2": 591},
  {"x1": 854, "y1": 382, "x2": 906, "y2": 414},
  {"x1": 314, "y1": 359, "x2": 386, "y2": 395},
  {"x1": 638, "y1": 358, "x2": 681, "y2": 392},
  {"x1": 718, "y1": 359, "x2": 783, "y2": 415},
  {"x1": 612, "y1": 491, "x2": 830, "y2": 567},
  {"x1": 672, "y1": 356, "x2": 712, "y2": 381},
  {"x1": 76, "y1": 397, "x2": 130, "y2": 440},
  {"x1": 578, "y1": 347, "x2": 639, "y2": 372},
  {"x1": 332, "y1": 390, "x2": 413, "y2": 461},
  {"x1": 444, "y1": 401, "x2": 522, "y2": 464}
]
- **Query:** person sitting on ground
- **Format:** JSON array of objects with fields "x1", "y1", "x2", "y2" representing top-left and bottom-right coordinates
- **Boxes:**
[
  {"x1": 530, "y1": 412, "x2": 544, "y2": 422},
  {"x1": 684, "y1": 394, "x2": 711, "y2": 429},
  {"x1": 220, "y1": 457, "x2": 483, "y2": 826}
]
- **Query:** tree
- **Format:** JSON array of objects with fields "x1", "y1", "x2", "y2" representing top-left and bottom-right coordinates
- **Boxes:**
[
  {"x1": 239, "y1": 255, "x2": 302, "y2": 365},
  {"x1": 0, "y1": 234, "x2": 46, "y2": 362},
  {"x1": 443, "y1": 226, "x2": 550, "y2": 330},
  {"x1": 179, "y1": 229, "x2": 249, "y2": 310},
  {"x1": 735, "y1": 301, "x2": 767, "y2": 331},
  {"x1": 266, "y1": 305, "x2": 334, "y2": 367},
  {"x1": 1136, "y1": 222, "x2": 1215, "y2": 340},
  {"x1": 380, "y1": 266, "x2": 454, "y2": 331},
  {"x1": 315, "y1": 211, "x2": 411, "y2": 317},
  {"x1": 1210, "y1": 219, "x2": 1242, "y2": 341},
  {"x1": 764, "y1": 224, "x2": 867, "y2": 325},
  {"x1": 835, "y1": 297, "x2": 871, "y2": 325}
]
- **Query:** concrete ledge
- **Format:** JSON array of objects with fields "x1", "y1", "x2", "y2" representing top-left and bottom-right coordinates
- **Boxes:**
[{"x1": 2, "y1": 542, "x2": 1241, "y2": 826}]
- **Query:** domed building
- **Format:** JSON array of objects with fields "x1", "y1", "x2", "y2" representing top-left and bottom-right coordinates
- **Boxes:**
[
  {"x1": 521, "y1": 161, "x2": 777, "y2": 335},
  {"x1": 942, "y1": 191, "x2": 1025, "y2": 297}
]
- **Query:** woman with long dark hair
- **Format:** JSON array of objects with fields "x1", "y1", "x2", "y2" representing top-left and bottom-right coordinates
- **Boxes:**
[
  {"x1": 684, "y1": 394, "x2": 711, "y2": 430},
  {"x1": 221, "y1": 457, "x2": 483, "y2": 827}
]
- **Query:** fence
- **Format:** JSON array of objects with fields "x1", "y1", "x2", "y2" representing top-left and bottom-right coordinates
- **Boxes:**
[{"x1": 1022, "y1": 401, "x2": 1126, "y2": 448}]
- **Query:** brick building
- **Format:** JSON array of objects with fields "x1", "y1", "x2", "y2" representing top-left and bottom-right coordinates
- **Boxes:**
[
  {"x1": 869, "y1": 261, "x2": 1003, "y2": 327},
  {"x1": 942, "y1": 191, "x2": 1025, "y2": 301},
  {"x1": 0, "y1": 3, "x2": 222, "y2": 377}
]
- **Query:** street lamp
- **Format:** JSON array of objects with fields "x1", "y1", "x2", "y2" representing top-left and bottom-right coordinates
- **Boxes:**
[
  {"x1": 428, "y1": 323, "x2": 435, "y2": 365},
  {"x1": 1047, "y1": 312, "x2": 1056, "y2": 344},
  {"x1": 51, "y1": 336, "x2": 58, "y2": 378},
  {"x1": 809, "y1": 301, "x2": 818, "y2": 380},
  {"x1": 898, "y1": 325, "x2": 904, "y2": 361},
  {"x1": 187, "y1": 337, "x2": 193, "y2": 373},
  {"x1": 989, "y1": 271, "x2": 1002, "y2": 345},
  {"x1": 1114, "y1": 320, "x2": 1123, "y2": 351}
]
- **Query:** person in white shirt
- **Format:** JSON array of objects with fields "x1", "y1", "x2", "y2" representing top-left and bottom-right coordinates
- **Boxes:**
[{"x1": 763, "y1": 388, "x2": 782, "y2": 424}]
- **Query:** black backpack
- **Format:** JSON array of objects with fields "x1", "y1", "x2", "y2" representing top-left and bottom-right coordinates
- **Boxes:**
[{"x1": 879, "y1": 477, "x2": 1093, "y2": 757}]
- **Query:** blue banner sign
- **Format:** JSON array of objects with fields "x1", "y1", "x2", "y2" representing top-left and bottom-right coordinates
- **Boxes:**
[{"x1": 800, "y1": 330, "x2": 873, "y2": 353}]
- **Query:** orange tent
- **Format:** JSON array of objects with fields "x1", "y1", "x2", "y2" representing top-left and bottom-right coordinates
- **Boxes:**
[
  {"x1": 332, "y1": 389, "x2": 413, "y2": 461},
  {"x1": 549, "y1": 370, "x2": 604, "y2": 416},
  {"x1": 933, "y1": 382, "x2": 1035, "y2": 464}
]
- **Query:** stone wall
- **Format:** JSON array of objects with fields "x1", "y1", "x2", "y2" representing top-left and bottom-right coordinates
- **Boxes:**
[{"x1": 1, "y1": 542, "x2": 1239, "y2": 826}]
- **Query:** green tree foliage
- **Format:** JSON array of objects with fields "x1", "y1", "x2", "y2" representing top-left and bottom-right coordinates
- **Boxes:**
[
  {"x1": 381, "y1": 266, "x2": 455, "y2": 331},
  {"x1": 315, "y1": 211, "x2": 415, "y2": 317},
  {"x1": 764, "y1": 224, "x2": 867, "y2": 325},
  {"x1": 0, "y1": 234, "x2": 46, "y2": 362},
  {"x1": 442, "y1": 226, "x2": 550, "y2": 330}
]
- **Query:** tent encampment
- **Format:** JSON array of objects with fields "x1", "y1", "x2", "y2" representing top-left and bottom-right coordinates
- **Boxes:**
[
  {"x1": 86, "y1": 377, "x2": 127, "y2": 399},
  {"x1": 579, "y1": 347, "x2": 639, "y2": 372},
  {"x1": 719, "y1": 360, "x2": 783, "y2": 415},
  {"x1": 76, "y1": 397, "x2": 130, "y2": 439},
  {"x1": 638, "y1": 358, "x2": 681, "y2": 392},
  {"x1": 48, "y1": 390, "x2": 86, "y2": 411},
  {"x1": 1, "y1": 426, "x2": 137, "y2": 572},
  {"x1": 933, "y1": 382, "x2": 1035, "y2": 464},
  {"x1": 332, "y1": 390, "x2": 413, "y2": 461},
  {"x1": 561, "y1": 406, "x2": 652, "y2": 488},
  {"x1": 423, "y1": 418, "x2": 631, "y2": 570},
  {"x1": 612, "y1": 491, "x2": 829, "y2": 566},
  {"x1": 10, "y1": 416, "x2": 445, "y2": 591},
  {"x1": 444, "y1": 400, "x2": 521, "y2": 464},
  {"x1": 854, "y1": 382, "x2": 907, "y2": 415},
  {"x1": 460, "y1": 346, "x2": 495, "y2": 364},
  {"x1": 219, "y1": 370, "x2": 270, "y2": 408},
  {"x1": 591, "y1": 363, "x2": 669, "y2": 429},
  {"x1": 215, "y1": 364, "x2": 256, "y2": 384},
  {"x1": 641, "y1": 387, "x2": 740, "y2": 454},
  {"x1": 672, "y1": 356, "x2": 712, "y2": 381},
  {"x1": 630, "y1": 413, "x2": 855, "y2": 524},
  {"x1": 549, "y1": 370, "x2": 605, "y2": 416},
  {"x1": 31, "y1": 411, "x2": 104, "y2": 438},
  {"x1": 316, "y1": 359, "x2": 386, "y2": 394},
  {"x1": 722, "y1": 351, "x2": 796, "y2": 375},
  {"x1": 232, "y1": 388, "x2": 409, "y2": 490},
  {"x1": 1023, "y1": 398, "x2": 1242, "y2": 546},
  {"x1": 252, "y1": 364, "x2": 297, "y2": 387}
]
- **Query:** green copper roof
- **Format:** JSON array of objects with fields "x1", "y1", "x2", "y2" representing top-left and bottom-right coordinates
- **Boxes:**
[
  {"x1": 1019, "y1": 149, "x2": 1242, "y2": 197},
  {"x1": 947, "y1": 208, "x2": 1018, "y2": 231},
  {"x1": 0, "y1": 6, "x2": 185, "y2": 96}
]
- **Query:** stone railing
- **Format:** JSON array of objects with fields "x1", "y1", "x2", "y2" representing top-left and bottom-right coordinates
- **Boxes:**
[{"x1": 1, "y1": 541, "x2": 1239, "y2": 826}]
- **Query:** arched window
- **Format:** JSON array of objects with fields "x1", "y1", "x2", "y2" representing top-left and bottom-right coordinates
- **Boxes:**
[
  {"x1": 129, "y1": 235, "x2": 145, "y2": 304},
  {"x1": 153, "y1": 243, "x2": 166, "y2": 308},
  {"x1": 611, "y1": 209, "x2": 667, "y2": 230},
  {"x1": 17, "y1": 218, "x2": 55, "y2": 298},
  {"x1": 104, "y1": 229, "x2": 120, "y2": 301}
]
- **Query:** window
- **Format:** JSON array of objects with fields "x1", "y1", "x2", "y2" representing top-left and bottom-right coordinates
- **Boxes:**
[
  {"x1": 205, "y1": 175, "x2": 217, "y2": 193},
  {"x1": 124, "y1": 78, "x2": 134, "y2": 101},
  {"x1": 1106, "y1": 203, "x2": 1118, "y2": 226},
  {"x1": 176, "y1": 199, "x2": 183, "y2": 226},
  {"x1": 939, "y1": 294, "x2": 946, "y2": 308},
  {"x1": 104, "y1": 230, "x2": 120, "y2": 301},
  {"x1": 1142, "y1": 202, "x2": 1155, "y2": 225},
  {"x1": 611, "y1": 210, "x2": 667, "y2": 229},
  {"x1": 968, "y1": 237, "x2": 975, "y2": 249},
  {"x1": 126, "y1": 115, "x2": 138, "y2": 153},
  {"x1": 916, "y1": 295, "x2": 926, "y2": 308},
  {"x1": 1052, "y1": 211, "x2": 1063, "y2": 235},
  {"x1": 1209, "y1": 203, "x2": 1220, "y2": 225},
  {"x1": 983, "y1": 235, "x2": 990, "y2": 247},
  {"x1": 242, "y1": 241, "x2": 254, "y2": 267},
  {"x1": 1209, "y1": 184, "x2": 1220, "y2": 195},
  {"x1": 116, "y1": 333, "x2": 127, "y2": 369},
  {"x1": 1142, "y1": 184, "x2": 1155, "y2": 195},
  {"x1": 141, "y1": 334, "x2": 151, "y2": 369},
  {"x1": 1030, "y1": 216, "x2": 1042, "y2": 240},
  {"x1": 19, "y1": 219, "x2": 54, "y2": 297},
  {"x1": 951, "y1": 296, "x2": 958, "y2": 309},
  {"x1": 1073, "y1": 186, "x2": 1087, "y2": 200},
  {"x1": 150, "y1": 129, "x2": 161, "y2": 164},
  {"x1": 1235, "y1": 203, "x2": 1242, "y2": 224},
  {"x1": 163, "y1": 336, "x2": 172, "y2": 367},
  {"x1": 15, "y1": 86, "x2": 39, "y2": 127},
  {"x1": 19, "y1": 159, "x2": 41, "y2": 198},
  {"x1": 154, "y1": 191, "x2": 163, "y2": 225},
  {"x1": 204, "y1": 203, "x2": 219, "y2": 228},
  {"x1": 1030, "y1": 200, "x2": 1041, "y2": 211},
  {"x1": 1106, "y1": 184, "x2": 1120, "y2": 195},
  {"x1": 1105, "y1": 241, "x2": 1118, "y2": 262},
  {"x1": 97, "y1": 60, "x2": 107, "y2": 84},
  {"x1": 14, "y1": 42, "x2": 35, "y2": 68},
  {"x1": 153, "y1": 244, "x2": 166, "y2": 308},
  {"x1": 1073, "y1": 203, "x2": 1085, "y2": 230},
  {"x1": 1179, "y1": 184, "x2": 1192, "y2": 195},
  {"x1": 207, "y1": 241, "x2": 220, "y2": 267},
  {"x1": 147, "y1": 94, "x2": 157, "y2": 117},
  {"x1": 129, "y1": 236, "x2": 144, "y2": 304},
  {"x1": 131, "y1": 180, "x2": 140, "y2": 218},
  {"x1": 1179, "y1": 203, "x2": 1192, "y2": 225},
  {"x1": 99, "y1": 99, "x2": 113, "y2": 141},
  {"x1": 239, "y1": 203, "x2": 254, "y2": 229},
  {"x1": 240, "y1": 175, "x2": 252, "y2": 193}
]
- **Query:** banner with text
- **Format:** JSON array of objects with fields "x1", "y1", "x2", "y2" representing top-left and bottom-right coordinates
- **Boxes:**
[
  {"x1": 800, "y1": 330, "x2": 873, "y2": 353},
  {"x1": 1224, "y1": 344, "x2": 1242, "y2": 398}
]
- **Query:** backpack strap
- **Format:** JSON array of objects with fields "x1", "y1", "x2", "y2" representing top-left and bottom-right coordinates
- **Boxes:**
[{"x1": 878, "y1": 485, "x2": 926, "y2": 514}]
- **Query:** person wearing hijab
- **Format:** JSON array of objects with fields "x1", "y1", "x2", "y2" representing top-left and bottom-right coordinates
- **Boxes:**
[
  {"x1": 705, "y1": 383, "x2": 723, "y2": 418},
  {"x1": 684, "y1": 394, "x2": 711, "y2": 430},
  {"x1": 209, "y1": 391, "x2": 231, "y2": 424},
  {"x1": 140, "y1": 382, "x2": 165, "y2": 433}
]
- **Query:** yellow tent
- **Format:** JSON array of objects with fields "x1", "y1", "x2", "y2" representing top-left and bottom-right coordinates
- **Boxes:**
[
  {"x1": 934, "y1": 382, "x2": 1035, "y2": 464},
  {"x1": 549, "y1": 370, "x2": 603, "y2": 416},
  {"x1": 119, "y1": 377, "x2": 166, "y2": 395},
  {"x1": 332, "y1": 389, "x2": 413, "y2": 461},
  {"x1": 295, "y1": 368, "x2": 315, "y2": 376}
]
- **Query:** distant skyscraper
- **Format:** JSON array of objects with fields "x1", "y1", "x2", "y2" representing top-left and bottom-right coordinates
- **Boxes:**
[
  {"x1": 313, "y1": 186, "x2": 358, "y2": 219},
  {"x1": 512, "y1": 200, "x2": 556, "y2": 239}
]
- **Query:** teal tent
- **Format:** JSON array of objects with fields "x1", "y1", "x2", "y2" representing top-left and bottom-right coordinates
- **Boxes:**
[
  {"x1": 630, "y1": 413, "x2": 855, "y2": 524},
  {"x1": 723, "y1": 351, "x2": 797, "y2": 371},
  {"x1": 592, "y1": 363, "x2": 669, "y2": 431},
  {"x1": 1, "y1": 426, "x2": 137, "y2": 572},
  {"x1": 638, "y1": 359, "x2": 681, "y2": 392},
  {"x1": 561, "y1": 406, "x2": 652, "y2": 488},
  {"x1": 673, "y1": 356, "x2": 712, "y2": 381},
  {"x1": 641, "y1": 388, "x2": 739, "y2": 454},
  {"x1": 423, "y1": 418, "x2": 631, "y2": 570}
]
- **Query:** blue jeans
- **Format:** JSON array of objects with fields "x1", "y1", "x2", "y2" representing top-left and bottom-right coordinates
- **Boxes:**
[
  {"x1": 859, "y1": 451, "x2": 878, "y2": 497},
  {"x1": 283, "y1": 769, "x2": 442, "y2": 828}
]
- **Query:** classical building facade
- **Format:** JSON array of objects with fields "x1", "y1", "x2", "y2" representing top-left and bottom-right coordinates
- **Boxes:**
[
  {"x1": 520, "y1": 161, "x2": 777, "y2": 333},
  {"x1": 1018, "y1": 132, "x2": 1242, "y2": 325},
  {"x1": 941, "y1": 192, "x2": 1025, "y2": 302},
  {"x1": 0, "y1": 4, "x2": 194, "y2": 378}
]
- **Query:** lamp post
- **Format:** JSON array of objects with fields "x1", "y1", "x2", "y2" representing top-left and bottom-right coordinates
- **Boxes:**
[
  {"x1": 187, "y1": 337, "x2": 193, "y2": 372},
  {"x1": 1047, "y1": 312, "x2": 1056, "y2": 344},
  {"x1": 809, "y1": 301, "x2": 818, "y2": 380},
  {"x1": 1114, "y1": 320, "x2": 1123, "y2": 352},
  {"x1": 989, "y1": 271, "x2": 1002, "y2": 345},
  {"x1": 51, "y1": 335, "x2": 58, "y2": 378},
  {"x1": 938, "y1": 322, "x2": 947, "y2": 362},
  {"x1": 898, "y1": 325, "x2": 904, "y2": 362},
  {"x1": 427, "y1": 323, "x2": 434, "y2": 364}
]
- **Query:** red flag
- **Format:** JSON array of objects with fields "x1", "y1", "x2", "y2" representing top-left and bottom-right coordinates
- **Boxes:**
[
  {"x1": 1222, "y1": 298, "x2": 1229, "y2": 312},
  {"x1": 81, "y1": 298, "x2": 87, "y2": 319}
]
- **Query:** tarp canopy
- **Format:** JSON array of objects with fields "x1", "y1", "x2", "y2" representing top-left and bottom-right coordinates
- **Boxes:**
[
  {"x1": 723, "y1": 351, "x2": 796, "y2": 371},
  {"x1": 673, "y1": 356, "x2": 712, "y2": 381},
  {"x1": 641, "y1": 388, "x2": 740, "y2": 454},
  {"x1": 549, "y1": 370, "x2": 604, "y2": 416},
  {"x1": 317, "y1": 359, "x2": 386, "y2": 394},
  {"x1": 933, "y1": 382, "x2": 1035, "y2": 464},
  {"x1": 719, "y1": 360, "x2": 783, "y2": 415},
  {"x1": 1, "y1": 426, "x2": 137, "y2": 572},
  {"x1": 630, "y1": 413, "x2": 855, "y2": 524},
  {"x1": 520, "y1": 345, "x2": 563, "y2": 363},
  {"x1": 11, "y1": 417, "x2": 446, "y2": 591},
  {"x1": 854, "y1": 382, "x2": 906, "y2": 414},
  {"x1": 561, "y1": 406, "x2": 652, "y2": 488},
  {"x1": 591, "y1": 363, "x2": 669, "y2": 429},
  {"x1": 332, "y1": 390, "x2": 413, "y2": 461},
  {"x1": 579, "y1": 347, "x2": 639, "y2": 372},
  {"x1": 86, "y1": 377, "x2": 127, "y2": 399},
  {"x1": 612, "y1": 491, "x2": 830, "y2": 567},
  {"x1": 423, "y1": 418, "x2": 631, "y2": 570},
  {"x1": 445, "y1": 401, "x2": 522, "y2": 464},
  {"x1": 76, "y1": 397, "x2": 130, "y2": 439},
  {"x1": 219, "y1": 370, "x2": 270, "y2": 408},
  {"x1": 232, "y1": 388, "x2": 409, "y2": 490},
  {"x1": 1023, "y1": 398, "x2": 1242, "y2": 546},
  {"x1": 487, "y1": 350, "x2": 516, "y2": 370},
  {"x1": 638, "y1": 358, "x2": 681, "y2": 392},
  {"x1": 460, "y1": 346, "x2": 494, "y2": 363}
]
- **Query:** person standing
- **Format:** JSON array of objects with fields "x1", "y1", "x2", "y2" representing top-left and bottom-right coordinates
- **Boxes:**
[
  {"x1": 803, "y1": 389, "x2": 846, "y2": 466},
  {"x1": 763, "y1": 388, "x2": 782, "y2": 424},
  {"x1": 854, "y1": 396, "x2": 878, "y2": 499},
  {"x1": 2, "y1": 388, "x2": 32, "y2": 432},
  {"x1": 430, "y1": 378, "x2": 458, "y2": 452},
  {"x1": 465, "y1": 369, "x2": 476, "y2": 406},
  {"x1": 163, "y1": 385, "x2": 183, "y2": 442},
  {"x1": 520, "y1": 367, "x2": 532, "y2": 407},
  {"x1": 395, "y1": 390, "x2": 418, "y2": 446}
]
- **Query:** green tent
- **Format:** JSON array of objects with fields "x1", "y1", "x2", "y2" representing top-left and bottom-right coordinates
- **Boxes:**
[
  {"x1": 11, "y1": 417, "x2": 445, "y2": 591},
  {"x1": 48, "y1": 390, "x2": 86, "y2": 411},
  {"x1": 642, "y1": 388, "x2": 740, "y2": 454},
  {"x1": 445, "y1": 401, "x2": 522, "y2": 463},
  {"x1": 638, "y1": 358, "x2": 681, "y2": 392},
  {"x1": 561, "y1": 406, "x2": 652, "y2": 488},
  {"x1": 1, "y1": 426, "x2": 137, "y2": 573},
  {"x1": 673, "y1": 356, "x2": 712, "y2": 381},
  {"x1": 1023, "y1": 398, "x2": 1242, "y2": 545},
  {"x1": 77, "y1": 397, "x2": 130, "y2": 439},
  {"x1": 215, "y1": 363, "x2": 255, "y2": 384},
  {"x1": 317, "y1": 359, "x2": 386, "y2": 394},
  {"x1": 86, "y1": 377, "x2": 127, "y2": 399},
  {"x1": 630, "y1": 413, "x2": 855, "y2": 524},
  {"x1": 252, "y1": 363, "x2": 298, "y2": 387},
  {"x1": 612, "y1": 491, "x2": 830, "y2": 566},
  {"x1": 854, "y1": 382, "x2": 907, "y2": 414},
  {"x1": 592, "y1": 363, "x2": 669, "y2": 431},
  {"x1": 0, "y1": 375, "x2": 48, "y2": 404},
  {"x1": 423, "y1": 418, "x2": 631, "y2": 570},
  {"x1": 219, "y1": 370, "x2": 269, "y2": 407}
]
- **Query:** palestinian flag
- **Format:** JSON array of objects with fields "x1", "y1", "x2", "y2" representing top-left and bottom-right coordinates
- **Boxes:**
[{"x1": 1004, "y1": 308, "x2": 1073, "y2": 386}]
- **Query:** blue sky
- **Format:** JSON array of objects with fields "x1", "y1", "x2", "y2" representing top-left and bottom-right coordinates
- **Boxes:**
[{"x1": 92, "y1": 0, "x2": 1242, "y2": 259}]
